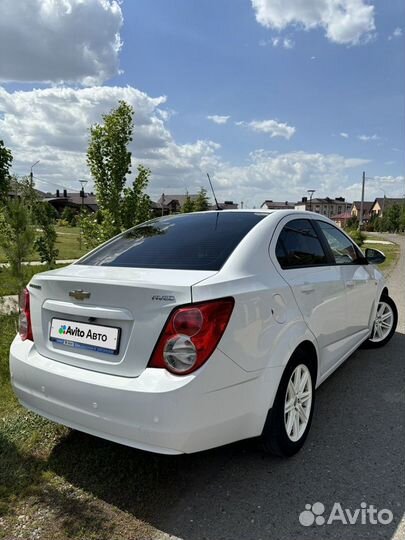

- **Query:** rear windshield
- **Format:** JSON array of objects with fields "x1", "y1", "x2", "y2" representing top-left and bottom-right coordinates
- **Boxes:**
[{"x1": 77, "y1": 212, "x2": 267, "y2": 271}]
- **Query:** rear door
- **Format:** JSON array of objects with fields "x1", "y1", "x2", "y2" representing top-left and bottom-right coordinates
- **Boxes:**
[
  {"x1": 315, "y1": 220, "x2": 376, "y2": 341},
  {"x1": 272, "y1": 217, "x2": 349, "y2": 375}
]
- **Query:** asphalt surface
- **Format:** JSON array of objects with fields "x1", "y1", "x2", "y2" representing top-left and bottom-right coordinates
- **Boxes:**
[{"x1": 50, "y1": 235, "x2": 405, "y2": 540}]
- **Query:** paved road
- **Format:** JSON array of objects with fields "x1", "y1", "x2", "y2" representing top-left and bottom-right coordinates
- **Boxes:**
[{"x1": 48, "y1": 236, "x2": 405, "y2": 540}]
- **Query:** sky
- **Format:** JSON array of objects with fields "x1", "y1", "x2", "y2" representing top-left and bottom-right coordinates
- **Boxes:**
[{"x1": 0, "y1": 0, "x2": 404, "y2": 207}]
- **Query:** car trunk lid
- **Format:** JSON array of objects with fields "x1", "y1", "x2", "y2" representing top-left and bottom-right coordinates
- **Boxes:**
[{"x1": 29, "y1": 265, "x2": 215, "y2": 377}]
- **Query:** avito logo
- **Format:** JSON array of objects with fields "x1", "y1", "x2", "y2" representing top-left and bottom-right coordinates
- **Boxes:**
[{"x1": 58, "y1": 324, "x2": 108, "y2": 342}]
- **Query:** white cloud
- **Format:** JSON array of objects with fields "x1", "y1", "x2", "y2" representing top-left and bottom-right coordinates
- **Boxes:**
[
  {"x1": 251, "y1": 0, "x2": 375, "y2": 45},
  {"x1": 388, "y1": 27, "x2": 403, "y2": 40},
  {"x1": 340, "y1": 132, "x2": 349, "y2": 138},
  {"x1": 210, "y1": 150, "x2": 371, "y2": 205},
  {"x1": 0, "y1": 0, "x2": 123, "y2": 85},
  {"x1": 282, "y1": 38, "x2": 295, "y2": 49},
  {"x1": 1, "y1": 85, "x2": 390, "y2": 206},
  {"x1": 261, "y1": 37, "x2": 295, "y2": 48},
  {"x1": 358, "y1": 134, "x2": 380, "y2": 141},
  {"x1": 239, "y1": 119, "x2": 296, "y2": 139},
  {"x1": 344, "y1": 175, "x2": 405, "y2": 202},
  {"x1": 207, "y1": 115, "x2": 230, "y2": 124},
  {"x1": 0, "y1": 85, "x2": 219, "y2": 196}
]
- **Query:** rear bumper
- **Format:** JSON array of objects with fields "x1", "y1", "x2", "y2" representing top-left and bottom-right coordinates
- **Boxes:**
[{"x1": 10, "y1": 336, "x2": 283, "y2": 454}]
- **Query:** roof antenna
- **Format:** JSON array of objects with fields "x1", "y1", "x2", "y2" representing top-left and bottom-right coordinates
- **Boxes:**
[{"x1": 206, "y1": 172, "x2": 221, "y2": 210}]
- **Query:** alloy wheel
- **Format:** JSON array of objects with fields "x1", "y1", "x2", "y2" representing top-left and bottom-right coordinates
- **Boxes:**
[
  {"x1": 284, "y1": 364, "x2": 313, "y2": 442},
  {"x1": 370, "y1": 301, "x2": 394, "y2": 343}
]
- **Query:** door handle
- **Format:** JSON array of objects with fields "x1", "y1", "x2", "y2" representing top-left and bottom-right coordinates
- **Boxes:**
[
  {"x1": 301, "y1": 284, "x2": 315, "y2": 294},
  {"x1": 346, "y1": 280, "x2": 355, "y2": 288}
]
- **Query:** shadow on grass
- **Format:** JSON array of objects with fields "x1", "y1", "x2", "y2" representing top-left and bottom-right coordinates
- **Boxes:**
[
  {"x1": 47, "y1": 331, "x2": 405, "y2": 540},
  {"x1": 0, "y1": 433, "x2": 120, "y2": 539}
]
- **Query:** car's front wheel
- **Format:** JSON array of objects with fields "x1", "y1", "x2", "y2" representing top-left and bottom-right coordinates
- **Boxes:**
[
  {"x1": 262, "y1": 350, "x2": 315, "y2": 457},
  {"x1": 364, "y1": 294, "x2": 398, "y2": 348}
]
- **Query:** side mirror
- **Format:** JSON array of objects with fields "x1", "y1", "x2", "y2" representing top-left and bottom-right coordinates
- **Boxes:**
[{"x1": 365, "y1": 248, "x2": 386, "y2": 265}]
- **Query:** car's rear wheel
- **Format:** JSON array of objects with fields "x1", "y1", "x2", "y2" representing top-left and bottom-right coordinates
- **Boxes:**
[
  {"x1": 262, "y1": 350, "x2": 315, "y2": 457},
  {"x1": 363, "y1": 294, "x2": 398, "y2": 349}
]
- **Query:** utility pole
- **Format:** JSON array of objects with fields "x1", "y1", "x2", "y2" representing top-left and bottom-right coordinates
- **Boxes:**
[
  {"x1": 358, "y1": 171, "x2": 366, "y2": 230},
  {"x1": 78, "y1": 179, "x2": 88, "y2": 250}
]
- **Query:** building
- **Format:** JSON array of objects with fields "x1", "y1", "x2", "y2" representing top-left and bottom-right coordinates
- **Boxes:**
[
  {"x1": 44, "y1": 189, "x2": 98, "y2": 215},
  {"x1": 369, "y1": 197, "x2": 404, "y2": 217},
  {"x1": 331, "y1": 211, "x2": 352, "y2": 228},
  {"x1": 295, "y1": 196, "x2": 352, "y2": 218},
  {"x1": 8, "y1": 180, "x2": 46, "y2": 201},
  {"x1": 154, "y1": 194, "x2": 237, "y2": 215},
  {"x1": 156, "y1": 193, "x2": 200, "y2": 215},
  {"x1": 351, "y1": 201, "x2": 374, "y2": 222},
  {"x1": 209, "y1": 200, "x2": 238, "y2": 210},
  {"x1": 260, "y1": 200, "x2": 296, "y2": 210}
]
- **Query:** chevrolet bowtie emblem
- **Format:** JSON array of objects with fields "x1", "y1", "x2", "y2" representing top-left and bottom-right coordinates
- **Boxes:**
[{"x1": 69, "y1": 289, "x2": 91, "y2": 301}]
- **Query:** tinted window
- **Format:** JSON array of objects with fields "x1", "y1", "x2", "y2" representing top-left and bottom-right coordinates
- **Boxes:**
[
  {"x1": 317, "y1": 221, "x2": 362, "y2": 265},
  {"x1": 276, "y1": 219, "x2": 327, "y2": 268},
  {"x1": 77, "y1": 212, "x2": 266, "y2": 271}
]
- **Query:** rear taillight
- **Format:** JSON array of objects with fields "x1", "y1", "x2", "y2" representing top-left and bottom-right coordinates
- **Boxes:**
[
  {"x1": 148, "y1": 298, "x2": 234, "y2": 375},
  {"x1": 19, "y1": 288, "x2": 33, "y2": 341}
]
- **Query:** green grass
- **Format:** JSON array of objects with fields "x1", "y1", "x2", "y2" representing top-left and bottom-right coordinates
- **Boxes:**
[
  {"x1": 0, "y1": 314, "x2": 156, "y2": 539},
  {"x1": 0, "y1": 226, "x2": 87, "y2": 263},
  {"x1": 363, "y1": 235, "x2": 400, "y2": 275},
  {"x1": 0, "y1": 264, "x2": 67, "y2": 297},
  {"x1": 54, "y1": 226, "x2": 87, "y2": 260}
]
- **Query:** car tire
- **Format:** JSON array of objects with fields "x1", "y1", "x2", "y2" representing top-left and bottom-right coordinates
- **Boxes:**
[
  {"x1": 362, "y1": 294, "x2": 398, "y2": 349},
  {"x1": 261, "y1": 350, "x2": 316, "y2": 457}
]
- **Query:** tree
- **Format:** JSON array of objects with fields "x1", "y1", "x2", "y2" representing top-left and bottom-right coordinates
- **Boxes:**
[
  {"x1": 182, "y1": 192, "x2": 195, "y2": 213},
  {"x1": 385, "y1": 204, "x2": 401, "y2": 232},
  {"x1": 84, "y1": 101, "x2": 152, "y2": 248},
  {"x1": 400, "y1": 206, "x2": 405, "y2": 232},
  {"x1": 345, "y1": 216, "x2": 358, "y2": 230},
  {"x1": 34, "y1": 202, "x2": 59, "y2": 267},
  {"x1": 0, "y1": 199, "x2": 34, "y2": 295},
  {"x1": 0, "y1": 140, "x2": 13, "y2": 202},
  {"x1": 87, "y1": 100, "x2": 134, "y2": 235},
  {"x1": 193, "y1": 188, "x2": 210, "y2": 211},
  {"x1": 121, "y1": 164, "x2": 152, "y2": 229},
  {"x1": 61, "y1": 205, "x2": 79, "y2": 227}
]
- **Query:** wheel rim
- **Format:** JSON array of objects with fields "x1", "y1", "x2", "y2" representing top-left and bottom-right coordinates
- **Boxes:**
[
  {"x1": 284, "y1": 364, "x2": 313, "y2": 442},
  {"x1": 370, "y1": 301, "x2": 394, "y2": 343}
]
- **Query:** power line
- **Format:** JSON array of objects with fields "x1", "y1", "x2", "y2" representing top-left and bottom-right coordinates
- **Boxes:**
[{"x1": 33, "y1": 175, "x2": 82, "y2": 193}]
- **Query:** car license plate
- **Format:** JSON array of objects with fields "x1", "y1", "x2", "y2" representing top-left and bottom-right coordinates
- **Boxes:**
[{"x1": 50, "y1": 318, "x2": 120, "y2": 355}]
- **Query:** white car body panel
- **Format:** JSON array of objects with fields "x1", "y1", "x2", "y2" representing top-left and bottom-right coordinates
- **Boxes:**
[
  {"x1": 29, "y1": 266, "x2": 215, "y2": 377},
  {"x1": 9, "y1": 210, "x2": 386, "y2": 454}
]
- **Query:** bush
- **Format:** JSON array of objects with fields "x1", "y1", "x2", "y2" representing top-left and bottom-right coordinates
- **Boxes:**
[
  {"x1": 346, "y1": 229, "x2": 366, "y2": 246},
  {"x1": 61, "y1": 206, "x2": 79, "y2": 227}
]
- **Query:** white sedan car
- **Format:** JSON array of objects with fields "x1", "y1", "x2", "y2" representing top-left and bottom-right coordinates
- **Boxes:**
[{"x1": 10, "y1": 210, "x2": 398, "y2": 456}]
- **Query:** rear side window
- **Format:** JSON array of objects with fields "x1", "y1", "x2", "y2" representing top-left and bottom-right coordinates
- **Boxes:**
[
  {"x1": 317, "y1": 221, "x2": 362, "y2": 265},
  {"x1": 77, "y1": 212, "x2": 266, "y2": 271},
  {"x1": 276, "y1": 219, "x2": 328, "y2": 268}
]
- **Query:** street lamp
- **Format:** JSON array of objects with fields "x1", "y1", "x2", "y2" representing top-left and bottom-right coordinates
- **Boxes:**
[
  {"x1": 307, "y1": 190, "x2": 316, "y2": 212},
  {"x1": 79, "y1": 179, "x2": 88, "y2": 211},
  {"x1": 78, "y1": 180, "x2": 88, "y2": 250},
  {"x1": 30, "y1": 160, "x2": 40, "y2": 188}
]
